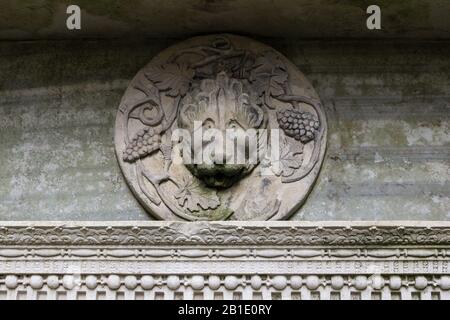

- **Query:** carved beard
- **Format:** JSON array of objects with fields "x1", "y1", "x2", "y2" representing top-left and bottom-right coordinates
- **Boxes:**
[{"x1": 178, "y1": 72, "x2": 266, "y2": 188}]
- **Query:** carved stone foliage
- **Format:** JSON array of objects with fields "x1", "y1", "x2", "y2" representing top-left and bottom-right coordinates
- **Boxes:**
[
  {"x1": 1, "y1": 222, "x2": 450, "y2": 246},
  {"x1": 115, "y1": 34, "x2": 327, "y2": 221}
]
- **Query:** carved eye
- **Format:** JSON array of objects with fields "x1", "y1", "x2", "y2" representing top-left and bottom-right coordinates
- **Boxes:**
[
  {"x1": 203, "y1": 118, "x2": 215, "y2": 130},
  {"x1": 227, "y1": 120, "x2": 243, "y2": 130}
]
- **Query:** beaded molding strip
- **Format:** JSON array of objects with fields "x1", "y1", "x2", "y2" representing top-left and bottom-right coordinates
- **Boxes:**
[{"x1": 0, "y1": 221, "x2": 449, "y2": 300}]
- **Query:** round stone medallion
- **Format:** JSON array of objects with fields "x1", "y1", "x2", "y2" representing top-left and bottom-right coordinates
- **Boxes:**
[{"x1": 115, "y1": 34, "x2": 327, "y2": 221}]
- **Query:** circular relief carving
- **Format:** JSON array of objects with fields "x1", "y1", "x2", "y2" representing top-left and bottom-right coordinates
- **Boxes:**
[{"x1": 115, "y1": 34, "x2": 327, "y2": 221}]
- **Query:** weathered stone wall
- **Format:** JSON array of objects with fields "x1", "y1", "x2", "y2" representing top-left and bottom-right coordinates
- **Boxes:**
[
  {"x1": 1, "y1": 0, "x2": 450, "y2": 40},
  {"x1": 0, "y1": 39, "x2": 449, "y2": 221}
]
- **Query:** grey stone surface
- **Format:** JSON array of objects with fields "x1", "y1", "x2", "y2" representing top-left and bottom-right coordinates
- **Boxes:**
[
  {"x1": 0, "y1": 39, "x2": 449, "y2": 220},
  {"x1": 1, "y1": 0, "x2": 450, "y2": 40}
]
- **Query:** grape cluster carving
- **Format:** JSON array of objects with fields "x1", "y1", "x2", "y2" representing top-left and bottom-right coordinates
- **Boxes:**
[
  {"x1": 123, "y1": 127, "x2": 162, "y2": 162},
  {"x1": 277, "y1": 109, "x2": 320, "y2": 143}
]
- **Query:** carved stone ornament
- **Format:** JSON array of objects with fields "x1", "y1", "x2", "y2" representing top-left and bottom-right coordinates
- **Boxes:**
[
  {"x1": 0, "y1": 222, "x2": 450, "y2": 300},
  {"x1": 115, "y1": 34, "x2": 327, "y2": 221}
]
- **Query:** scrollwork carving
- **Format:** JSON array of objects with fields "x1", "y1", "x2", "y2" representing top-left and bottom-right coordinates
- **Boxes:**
[{"x1": 1, "y1": 223, "x2": 450, "y2": 246}]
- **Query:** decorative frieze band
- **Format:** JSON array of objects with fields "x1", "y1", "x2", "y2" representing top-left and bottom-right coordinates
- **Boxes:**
[
  {"x1": 1, "y1": 221, "x2": 450, "y2": 246},
  {"x1": 0, "y1": 247, "x2": 449, "y2": 259}
]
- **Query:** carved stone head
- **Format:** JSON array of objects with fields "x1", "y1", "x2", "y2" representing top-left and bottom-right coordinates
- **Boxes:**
[{"x1": 178, "y1": 72, "x2": 266, "y2": 188}]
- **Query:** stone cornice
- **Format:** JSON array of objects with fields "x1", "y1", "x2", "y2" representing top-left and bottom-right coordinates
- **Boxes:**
[{"x1": 0, "y1": 221, "x2": 450, "y2": 300}]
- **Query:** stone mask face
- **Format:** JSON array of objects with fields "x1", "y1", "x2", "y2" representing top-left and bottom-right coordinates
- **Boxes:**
[{"x1": 178, "y1": 72, "x2": 266, "y2": 188}]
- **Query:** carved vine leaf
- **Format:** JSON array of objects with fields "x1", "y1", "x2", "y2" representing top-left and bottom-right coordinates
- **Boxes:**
[
  {"x1": 145, "y1": 63, "x2": 194, "y2": 97},
  {"x1": 133, "y1": 75, "x2": 160, "y2": 101},
  {"x1": 250, "y1": 52, "x2": 288, "y2": 108},
  {"x1": 272, "y1": 140, "x2": 304, "y2": 178},
  {"x1": 174, "y1": 177, "x2": 220, "y2": 213}
]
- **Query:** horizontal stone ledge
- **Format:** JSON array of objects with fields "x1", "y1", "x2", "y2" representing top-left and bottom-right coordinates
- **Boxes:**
[
  {"x1": 2, "y1": 220, "x2": 450, "y2": 227},
  {"x1": 0, "y1": 248, "x2": 448, "y2": 259}
]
